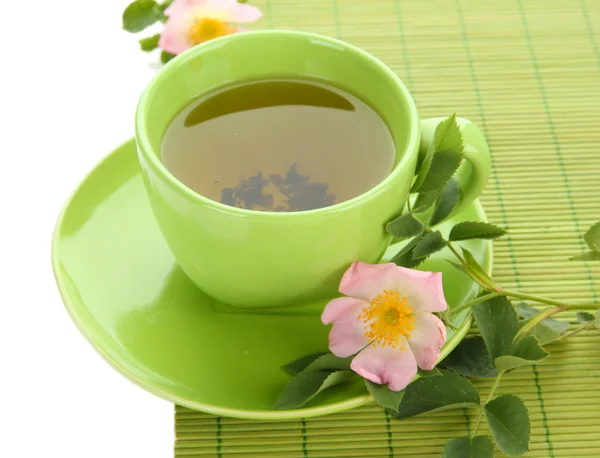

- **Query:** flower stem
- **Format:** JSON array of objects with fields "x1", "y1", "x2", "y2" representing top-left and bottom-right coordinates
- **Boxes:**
[
  {"x1": 557, "y1": 321, "x2": 596, "y2": 341},
  {"x1": 514, "y1": 305, "x2": 567, "y2": 341},
  {"x1": 471, "y1": 371, "x2": 504, "y2": 437},
  {"x1": 447, "y1": 241, "x2": 467, "y2": 265},
  {"x1": 501, "y1": 290, "x2": 598, "y2": 310},
  {"x1": 451, "y1": 292, "x2": 502, "y2": 315}
]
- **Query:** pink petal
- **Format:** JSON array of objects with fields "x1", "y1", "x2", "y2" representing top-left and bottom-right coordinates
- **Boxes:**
[
  {"x1": 395, "y1": 267, "x2": 448, "y2": 313},
  {"x1": 205, "y1": 0, "x2": 238, "y2": 8},
  {"x1": 159, "y1": 16, "x2": 191, "y2": 55},
  {"x1": 339, "y1": 262, "x2": 400, "y2": 302},
  {"x1": 351, "y1": 342, "x2": 418, "y2": 391},
  {"x1": 231, "y1": 3, "x2": 263, "y2": 23},
  {"x1": 164, "y1": 0, "x2": 206, "y2": 17},
  {"x1": 322, "y1": 298, "x2": 370, "y2": 358},
  {"x1": 407, "y1": 313, "x2": 447, "y2": 370}
]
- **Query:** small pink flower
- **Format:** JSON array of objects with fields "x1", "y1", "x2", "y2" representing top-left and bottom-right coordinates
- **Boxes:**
[
  {"x1": 322, "y1": 262, "x2": 448, "y2": 391},
  {"x1": 159, "y1": 0, "x2": 262, "y2": 55}
]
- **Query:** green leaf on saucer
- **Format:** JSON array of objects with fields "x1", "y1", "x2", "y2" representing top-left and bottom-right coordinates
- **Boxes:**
[
  {"x1": 393, "y1": 369, "x2": 479, "y2": 419},
  {"x1": 516, "y1": 303, "x2": 570, "y2": 345},
  {"x1": 576, "y1": 311, "x2": 595, "y2": 324},
  {"x1": 302, "y1": 353, "x2": 353, "y2": 372},
  {"x1": 442, "y1": 436, "x2": 494, "y2": 458},
  {"x1": 412, "y1": 114, "x2": 463, "y2": 193},
  {"x1": 472, "y1": 296, "x2": 519, "y2": 359},
  {"x1": 139, "y1": 34, "x2": 161, "y2": 52},
  {"x1": 274, "y1": 370, "x2": 355, "y2": 410},
  {"x1": 449, "y1": 222, "x2": 507, "y2": 241},
  {"x1": 123, "y1": 0, "x2": 161, "y2": 33},
  {"x1": 430, "y1": 178, "x2": 461, "y2": 226},
  {"x1": 484, "y1": 394, "x2": 530, "y2": 456},
  {"x1": 365, "y1": 380, "x2": 405, "y2": 412},
  {"x1": 417, "y1": 367, "x2": 443, "y2": 377},
  {"x1": 386, "y1": 213, "x2": 424, "y2": 240},
  {"x1": 441, "y1": 336, "x2": 498, "y2": 378},
  {"x1": 584, "y1": 221, "x2": 600, "y2": 252},
  {"x1": 461, "y1": 248, "x2": 497, "y2": 290},
  {"x1": 495, "y1": 336, "x2": 549, "y2": 372},
  {"x1": 570, "y1": 251, "x2": 600, "y2": 261},
  {"x1": 412, "y1": 231, "x2": 447, "y2": 259},
  {"x1": 391, "y1": 235, "x2": 425, "y2": 269},
  {"x1": 161, "y1": 50, "x2": 176, "y2": 64},
  {"x1": 413, "y1": 188, "x2": 443, "y2": 214},
  {"x1": 282, "y1": 353, "x2": 328, "y2": 375},
  {"x1": 418, "y1": 149, "x2": 464, "y2": 193}
]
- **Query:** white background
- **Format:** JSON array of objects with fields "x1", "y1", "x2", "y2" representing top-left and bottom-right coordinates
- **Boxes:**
[{"x1": 2, "y1": 1, "x2": 173, "y2": 456}]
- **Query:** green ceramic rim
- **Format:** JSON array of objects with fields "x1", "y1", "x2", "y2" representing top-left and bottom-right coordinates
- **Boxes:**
[
  {"x1": 51, "y1": 138, "x2": 492, "y2": 419},
  {"x1": 135, "y1": 30, "x2": 421, "y2": 219}
]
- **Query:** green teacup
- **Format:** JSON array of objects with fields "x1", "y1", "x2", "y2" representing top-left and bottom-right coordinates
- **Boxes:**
[{"x1": 135, "y1": 30, "x2": 491, "y2": 308}]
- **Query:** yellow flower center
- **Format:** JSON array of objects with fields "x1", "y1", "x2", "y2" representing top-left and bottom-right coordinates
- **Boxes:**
[
  {"x1": 187, "y1": 17, "x2": 234, "y2": 46},
  {"x1": 359, "y1": 290, "x2": 415, "y2": 349}
]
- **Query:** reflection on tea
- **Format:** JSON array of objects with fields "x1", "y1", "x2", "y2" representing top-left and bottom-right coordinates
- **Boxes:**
[{"x1": 161, "y1": 79, "x2": 396, "y2": 212}]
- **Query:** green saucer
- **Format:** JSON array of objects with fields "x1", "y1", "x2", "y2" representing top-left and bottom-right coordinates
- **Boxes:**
[{"x1": 52, "y1": 139, "x2": 492, "y2": 420}]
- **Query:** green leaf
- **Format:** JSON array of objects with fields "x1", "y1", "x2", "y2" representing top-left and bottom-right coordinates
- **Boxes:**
[
  {"x1": 495, "y1": 336, "x2": 549, "y2": 372},
  {"x1": 417, "y1": 367, "x2": 442, "y2": 377},
  {"x1": 430, "y1": 178, "x2": 461, "y2": 226},
  {"x1": 442, "y1": 436, "x2": 494, "y2": 458},
  {"x1": 139, "y1": 34, "x2": 161, "y2": 52},
  {"x1": 391, "y1": 235, "x2": 425, "y2": 269},
  {"x1": 393, "y1": 370, "x2": 479, "y2": 419},
  {"x1": 577, "y1": 311, "x2": 595, "y2": 324},
  {"x1": 418, "y1": 149, "x2": 464, "y2": 193},
  {"x1": 472, "y1": 296, "x2": 519, "y2": 359},
  {"x1": 274, "y1": 370, "x2": 354, "y2": 409},
  {"x1": 161, "y1": 50, "x2": 176, "y2": 64},
  {"x1": 301, "y1": 353, "x2": 353, "y2": 372},
  {"x1": 441, "y1": 336, "x2": 498, "y2": 378},
  {"x1": 281, "y1": 353, "x2": 327, "y2": 375},
  {"x1": 516, "y1": 303, "x2": 570, "y2": 345},
  {"x1": 449, "y1": 222, "x2": 507, "y2": 241},
  {"x1": 123, "y1": 0, "x2": 161, "y2": 33},
  {"x1": 584, "y1": 221, "x2": 600, "y2": 252},
  {"x1": 386, "y1": 213, "x2": 424, "y2": 240},
  {"x1": 365, "y1": 380, "x2": 405, "y2": 412},
  {"x1": 413, "y1": 188, "x2": 443, "y2": 214},
  {"x1": 461, "y1": 248, "x2": 497, "y2": 290},
  {"x1": 570, "y1": 251, "x2": 600, "y2": 261},
  {"x1": 484, "y1": 394, "x2": 530, "y2": 456},
  {"x1": 412, "y1": 231, "x2": 447, "y2": 259}
]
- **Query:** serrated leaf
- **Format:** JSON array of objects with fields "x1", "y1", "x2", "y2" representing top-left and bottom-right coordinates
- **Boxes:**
[
  {"x1": 577, "y1": 311, "x2": 595, "y2": 324},
  {"x1": 393, "y1": 370, "x2": 479, "y2": 419},
  {"x1": 584, "y1": 221, "x2": 600, "y2": 252},
  {"x1": 442, "y1": 436, "x2": 494, "y2": 458},
  {"x1": 473, "y1": 296, "x2": 519, "y2": 359},
  {"x1": 417, "y1": 367, "x2": 443, "y2": 377},
  {"x1": 161, "y1": 50, "x2": 176, "y2": 64},
  {"x1": 570, "y1": 251, "x2": 600, "y2": 261},
  {"x1": 386, "y1": 213, "x2": 424, "y2": 240},
  {"x1": 462, "y1": 248, "x2": 496, "y2": 290},
  {"x1": 412, "y1": 231, "x2": 447, "y2": 259},
  {"x1": 139, "y1": 33, "x2": 160, "y2": 51},
  {"x1": 430, "y1": 178, "x2": 461, "y2": 226},
  {"x1": 441, "y1": 336, "x2": 498, "y2": 378},
  {"x1": 274, "y1": 370, "x2": 354, "y2": 409},
  {"x1": 418, "y1": 149, "x2": 464, "y2": 193},
  {"x1": 485, "y1": 394, "x2": 530, "y2": 456},
  {"x1": 302, "y1": 353, "x2": 353, "y2": 372},
  {"x1": 495, "y1": 336, "x2": 549, "y2": 372},
  {"x1": 365, "y1": 380, "x2": 405, "y2": 411},
  {"x1": 123, "y1": 0, "x2": 161, "y2": 33},
  {"x1": 391, "y1": 235, "x2": 426, "y2": 269},
  {"x1": 516, "y1": 303, "x2": 570, "y2": 345},
  {"x1": 413, "y1": 188, "x2": 443, "y2": 214},
  {"x1": 281, "y1": 353, "x2": 328, "y2": 375},
  {"x1": 449, "y1": 222, "x2": 507, "y2": 241}
]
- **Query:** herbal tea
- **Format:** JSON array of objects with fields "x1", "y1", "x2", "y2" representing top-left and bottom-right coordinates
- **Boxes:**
[{"x1": 161, "y1": 79, "x2": 395, "y2": 212}]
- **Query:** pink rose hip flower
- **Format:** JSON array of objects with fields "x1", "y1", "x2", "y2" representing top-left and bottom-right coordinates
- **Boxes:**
[
  {"x1": 159, "y1": 0, "x2": 262, "y2": 55},
  {"x1": 322, "y1": 262, "x2": 448, "y2": 392}
]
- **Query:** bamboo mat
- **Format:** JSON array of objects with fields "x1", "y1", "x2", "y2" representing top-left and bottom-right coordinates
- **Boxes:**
[{"x1": 174, "y1": 0, "x2": 600, "y2": 456}]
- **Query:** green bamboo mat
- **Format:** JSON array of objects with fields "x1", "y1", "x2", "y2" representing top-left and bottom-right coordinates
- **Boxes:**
[{"x1": 174, "y1": 0, "x2": 600, "y2": 456}]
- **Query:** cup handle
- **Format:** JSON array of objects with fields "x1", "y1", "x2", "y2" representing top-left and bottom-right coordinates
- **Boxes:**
[{"x1": 418, "y1": 117, "x2": 492, "y2": 223}]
